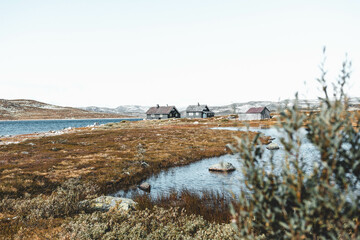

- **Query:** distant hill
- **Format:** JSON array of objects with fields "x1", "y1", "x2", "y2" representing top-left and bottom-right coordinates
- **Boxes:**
[
  {"x1": 82, "y1": 98, "x2": 360, "y2": 117},
  {"x1": 0, "y1": 99, "x2": 131, "y2": 120},
  {"x1": 195, "y1": 98, "x2": 360, "y2": 116},
  {"x1": 81, "y1": 105, "x2": 151, "y2": 118}
]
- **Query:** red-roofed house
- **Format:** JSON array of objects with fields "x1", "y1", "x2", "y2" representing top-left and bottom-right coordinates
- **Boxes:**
[{"x1": 239, "y1": 107, "x2": 271, "y2": 120}]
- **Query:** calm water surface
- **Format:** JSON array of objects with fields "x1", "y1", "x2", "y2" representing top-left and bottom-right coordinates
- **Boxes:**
[
  {"x1": 115, "y1": 127, "x2": 321, "y2": 198},
  {"x1": 0, "y1": 118, "x2": 142, "y2": 136}
]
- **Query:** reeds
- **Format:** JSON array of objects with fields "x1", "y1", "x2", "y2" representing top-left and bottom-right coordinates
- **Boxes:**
[{"x1": 133, "y1": 189, "x2": 234, "y2": 224}]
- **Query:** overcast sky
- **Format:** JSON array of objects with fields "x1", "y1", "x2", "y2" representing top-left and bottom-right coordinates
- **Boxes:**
[{"x1": 1, "y1": 1, "x2": 359, "y2": 108}]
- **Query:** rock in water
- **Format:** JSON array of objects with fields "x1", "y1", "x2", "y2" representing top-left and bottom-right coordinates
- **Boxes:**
[
  {"x1": 139, "y1": 182, "x2": 151, "y2": 192},
  {"x1": 266, "y1": 142, "x2": 280, "y2": 150},
  {"x1": 209, "y1": 162, "x2": 236, "y2": 172},
  {"x1": 81, "y1": 196, "x2": 137, "y2": 212}
]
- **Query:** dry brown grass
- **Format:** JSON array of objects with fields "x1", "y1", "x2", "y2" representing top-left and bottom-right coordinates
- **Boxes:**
[
  {"x1": 0, "y1": 117, "x2": 273, "y2": 239},
  {"x1": 0, "y1": 117, "x2": 271, "y2": 199},
  {"x1": 134, "y1": 189, "x2": 234, "y2": 224}
]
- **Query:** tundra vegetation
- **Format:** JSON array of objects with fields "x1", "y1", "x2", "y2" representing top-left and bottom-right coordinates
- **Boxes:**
[
  {"x1": 0, "y1": 55, "x2": 359, "y2": 239},
  {"x1": 0, "y1": 115, "x2": 264, "y2": 239}
]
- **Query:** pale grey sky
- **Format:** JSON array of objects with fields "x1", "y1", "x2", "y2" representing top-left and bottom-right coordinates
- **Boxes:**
[{"x1": 1, "y1": 1, "x2": 359, "y2": 108}]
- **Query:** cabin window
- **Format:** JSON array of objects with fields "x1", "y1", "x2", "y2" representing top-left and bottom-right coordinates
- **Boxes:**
[
  {"x1": 160, "y1": 114, "x2": 164, "y2": 118},
  {"x1": 196, "y1": 112, "x2": 200, "y2": 116},
  {"x1": 189, "y1": 113, "x2": 194, "y2": 116},
  {"x1": 151, "y1": 114, "x2": 155, "y2": 117}
]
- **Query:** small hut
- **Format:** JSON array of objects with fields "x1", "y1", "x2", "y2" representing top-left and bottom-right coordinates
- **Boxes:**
[
  {"x1": 146, "y1": 105, "x2": 181, "y2": 120},
  {"x1": 238, "y1": 107, "x2": 271, "y2": 120},
  {"x1": 186, "y1": 103, "x2": 215, "y2": 119}
]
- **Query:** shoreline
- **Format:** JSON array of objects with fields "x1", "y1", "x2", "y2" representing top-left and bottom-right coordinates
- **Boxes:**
[
  {"x1": 0, "y1": 116, "x2": 142, "y2": 122},
  {"x1": 0, "y1": 118, "x2": 143, "y2": 141}
]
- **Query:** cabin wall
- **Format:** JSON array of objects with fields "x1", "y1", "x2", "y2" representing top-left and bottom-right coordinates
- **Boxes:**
[
  {"x1": 186, "y1": 112, "x2": 214, "y2": 118},
  {"x1": 146, "y1": 114, "x2": 168, "y2": 119},
  {"x1": 262, "y1": 109, "x2": 271, "y2": 119},
  {"x1": 146, "y1": 114, "x2": 156, "y2": 120},
  {"x1": 238, "y1": 113, "x2": 262, "y2": 120},
  {"x1": 206, "y1": 112, "x2": 215, "y2": 118},
  {"x1": 146, "y1": 109, "x2": 181, "y2": 120},
  {"x1": 186, "y1": 112, "x2": 202, "y2": 118}
]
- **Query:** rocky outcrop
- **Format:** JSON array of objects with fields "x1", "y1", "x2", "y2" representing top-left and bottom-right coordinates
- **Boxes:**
[
  {"x1": 209, "y1": 162, "x2": 236, "y2": 172},
  {"x1": 81, "y1": 196, "x2": 137, "y2": 212},
  {"x1": 266, "y1": 142, "x2": 280, "y2": 150}
]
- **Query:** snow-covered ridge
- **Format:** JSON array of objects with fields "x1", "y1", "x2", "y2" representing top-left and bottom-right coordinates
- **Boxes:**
[
  {"x1": 81, "y1": 105, "x2": 151, "y2": 117},
  {"x1": 82, "y1": 98, "x2": 360, "y2": 117}
]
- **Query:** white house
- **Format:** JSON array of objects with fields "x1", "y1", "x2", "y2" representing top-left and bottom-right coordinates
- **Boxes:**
[{"x1": 238, "y1": 107, "x2": 271, "y2": 120}]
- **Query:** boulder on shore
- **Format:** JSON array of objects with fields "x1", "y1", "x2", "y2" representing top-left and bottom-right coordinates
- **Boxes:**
[
  {"x1": 209, "y1": 162, "x2": 236, "y2": 172},
  {"x1": 139, "y1": 182, "x2": 151, "y2": 192},
  {"x1": 81, "y1": 196, "x2": 137, "y2": 212},
  {"x1": 266, "y1": 142, "x2": 280, "y2": 150}
]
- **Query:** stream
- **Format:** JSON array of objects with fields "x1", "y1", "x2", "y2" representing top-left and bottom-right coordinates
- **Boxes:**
[{"x1": 114, "y1": 127, "x2": 321, "y2": 199}]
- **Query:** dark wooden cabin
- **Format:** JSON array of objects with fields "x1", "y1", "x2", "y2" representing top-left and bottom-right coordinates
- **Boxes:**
[
  {"x1": 186, "y1": 103, "x2": 215, "y2": 119},
  {"x1": 146, "y1": 105, "x2": 181, "y2": 120}
]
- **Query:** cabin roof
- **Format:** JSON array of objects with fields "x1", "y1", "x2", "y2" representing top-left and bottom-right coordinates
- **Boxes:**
[
  {"x1": 186, "y1": 104, "x2": 212, "y2": 112},
  {"x1": 146, "y1": 106, "x2": 177, "y2": 115},
  {"x1": 246, "y1": 107, "x2": 268, "y2": 114}
]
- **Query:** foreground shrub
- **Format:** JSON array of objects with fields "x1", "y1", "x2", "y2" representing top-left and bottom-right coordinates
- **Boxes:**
[
  {"x1": 0, "y1": 178, "x2": 99, "y2": 221},
  {"x1": 55, "y1": 206, "x2": 235, "y2": 240},
  {"x1": 229, "y1": 53, "x2": 360, "y2": 239},
  {"x1": 134, "y1": 189, "x2": 232, "y2": 224}
]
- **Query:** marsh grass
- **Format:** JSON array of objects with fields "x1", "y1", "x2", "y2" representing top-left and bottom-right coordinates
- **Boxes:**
[
  {"x1": 0, "y1": 180, "x2": 237, "y2": 239},
  {"x1": 133, "y1": 189, "x2": 234, "y2": 224},
  {"x1": 0, "y1": 122, "x2": 264, "y2": 199},
  {"x1": 0, "y1": 117, "x2": 270, "y2": 239},
  {"x1": 54, "y1": 206, "x2": 236, "y2": 240},
  {"x1": 0, "y1": 178, "x2": 99, "y2": 239}
]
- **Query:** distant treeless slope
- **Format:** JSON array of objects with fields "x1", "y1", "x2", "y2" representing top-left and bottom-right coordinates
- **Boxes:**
[{"x1": 0, "y1": 99, "x2": 132, "y2": 120}]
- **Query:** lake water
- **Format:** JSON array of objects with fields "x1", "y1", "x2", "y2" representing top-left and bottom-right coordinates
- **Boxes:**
[
  {"x1": 115, "y1": 127, "x2": 321, "y2": 199},
  {"x1": 0, "y1": 118, "x2": 142, "y2": 136}
]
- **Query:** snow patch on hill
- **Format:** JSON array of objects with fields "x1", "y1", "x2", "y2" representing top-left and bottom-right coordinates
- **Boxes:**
[
  {"x1": 81, "y1": 105, "x2": 151, "y2": 117},
  {"x1": 83, "y1": 98, "x2": 360, "y2": 117}
]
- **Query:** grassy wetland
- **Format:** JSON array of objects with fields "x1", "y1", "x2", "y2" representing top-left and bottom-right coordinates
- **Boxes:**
[
  {"x1": 0, "y1": 117, "x2": 271, "y2": 239},
  {"x1": 2, "y1": 104, "x2": 358, "y2": 239}
]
